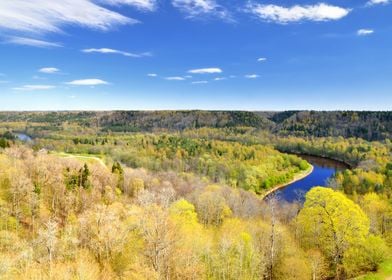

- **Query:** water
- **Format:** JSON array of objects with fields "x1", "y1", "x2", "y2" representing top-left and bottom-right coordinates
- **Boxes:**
[
  {"x1": 15, "y1": 133, "x2": 33, "y2": 143},
  {"x1": 273, "y1": 155, "x2": 348, "y2": 203}
]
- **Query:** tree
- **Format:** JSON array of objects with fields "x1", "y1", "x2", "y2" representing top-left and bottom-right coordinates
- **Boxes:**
[
  {"x1": 169, "y1": 199, "x2": 198, "y2": 226},
  {"x1": 9, "y1": 172, "x2": 34, "y2": 221},
  {"x1": 297, "y1": 187, "x2": 370, "y2": 279},
  {"x1": 78, "y1": 203, "x2": 129, "y2": 265},
  {"x1": 0, "y1": 138, "x2": 10, "y2": 149},
  {"x1": 307, "y1": 250, "x2": 327, "y2": 280},
  {"x1": 169, "y1": 200, "x2": 206, "y2": 279},
  {"x1": 112, "y1": 161, "x2": 124, "y2": 190},
  {"x1": 194, "y1": 185, "x2": 232, "y2": 226},
  {"x1": 79, "y1": 163, "x2": 90, "y2": 189},
  {"x1": 130, "y1": 177, "x2": 145, "y2": 197},
  {"x1": 205, "y1": 219, "x2": 263, "y2": 280},
  {"x1": 266, "y1": 194, "x2": 278, "y2": 280},
  {"x1": 37, "y1": 219, "x2": 59, "y2": 273},
  {"x1": 343, "y1": 235, "x2": 389, "y2": 277},
  {"x1": 361, "y1": 193, "x2": 389, "y2": 235},
  {"x1": 137, "y1": 204, "x2": 178, "y2": 279}
]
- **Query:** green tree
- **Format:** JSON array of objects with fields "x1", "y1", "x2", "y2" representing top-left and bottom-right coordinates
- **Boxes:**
[
  {"x1": 361, "y1": 193, "x2": 389, "y2": 235},
  {"x1": 297, "y1": 187, "x2": 370, "y2": 278},
  {"x1": 343, "y1": 235, "x2": 389, "y2": 277},
  {"x1": 79, "y1": 163, "x2": 90, "y2": 189},
  {"x1": 112, "y1": 161, "x2": 124, "y2": 190},
  {"x1": 0, "y1": 138, "x2": 10, "y2": 149}
]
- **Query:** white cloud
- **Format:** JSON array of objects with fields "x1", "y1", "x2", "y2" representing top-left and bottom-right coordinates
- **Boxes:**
[
  {"x1": 147, "y1": 73, "x2": 158, "y2": 77},
  {"x1": 39, "y1": 67, "x2": 60, "y2": 74},
  {"x1": 172, "y1": 0, "x2": 229, "y2": 19},
  {"x1": 188, "y1": 67, "x2": 222, "y2": 74},
  {"x1": 82, "y1": 48, "x2": 151, "y2": 58},
  {"x1": 13, "y1": 84, "x2": 55, "y2": 91},
  {"x1": 165, "y1": 76, "x2": 186, "y2": 81},
  {"x1": 32, "y1": 75, "x2": 47, "y2": 80},
  {"x1": 247, "y1": 3, "x2": 350, "y2": 24},
  {"x1": 192, "y1": 80, "x2": 208, "y2": 84},
  {"x1": 99, "y1": 0, "x2": 158, "y2": 11},
  {"x1": 6, "y1": 37, "x2": 62, "y2": 48},
  {"x1": 245, "y1": 74, "x2": 260, "y2": 79},
  {"x1": 258, "y1": 57, "x2": 267, "y2": 62},
  {"x1": 66, "y1": 79, "x2": 109, "y2": 86},
  {"x1": 0, "y1": 0, "x2": 136, "y2": 35},
  {"x1": 214, "y1": 77, "x2": 226, "y2": 81},
  {"x1": 367, "y1": 0, "x2": 389, "y2": 6},
  {"x1": 357, "y1": 29, "x2": 374, "y2": 36}
]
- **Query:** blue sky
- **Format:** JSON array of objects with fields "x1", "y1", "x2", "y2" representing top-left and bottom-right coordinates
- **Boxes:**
[{"x1": 0, "y1": 0, "x2": 391, "y2": 110}]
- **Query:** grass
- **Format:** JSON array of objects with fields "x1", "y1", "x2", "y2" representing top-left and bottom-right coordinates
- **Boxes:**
[
  {"x1": 356, "y1": 259, "x2": 392, "y2": 280},
  {"x1": 51, "y1": 152, "x2": 107, "y2": 168}
]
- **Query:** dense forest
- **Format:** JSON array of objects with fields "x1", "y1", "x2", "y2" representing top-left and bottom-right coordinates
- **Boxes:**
[
  {"x1": 0, "y1": 111, "x2": 391, "y2": 279},
  {"x1": 37, "y1": 134, "x2": 311, "y2": 194},
  {"x1": 0, "y1": 110, "x2": 391, "y2": 140}
]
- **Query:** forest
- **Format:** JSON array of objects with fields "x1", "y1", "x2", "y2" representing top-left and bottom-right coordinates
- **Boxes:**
[
  {"x1": 0, "y1": 111, "x2": 391, "y2": 280},
  {"x1": 0, "y1": 110, "x2": 391, "y2": 140}
]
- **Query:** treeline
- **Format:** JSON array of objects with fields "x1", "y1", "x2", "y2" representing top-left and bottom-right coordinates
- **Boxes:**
[
  {"x1": 0, "y1": 147, "x2": 390, "y2": 279},
  {"x1": 271, "y1": 111, "x2": 392, "y2": 141},
  {"x1": 1, "y1": 110, "x2": 391, "y2": 140},
  {"x1": 0, "y1": 111, "x2": 96, "y2": 124},
  {"x1": 98, "y1": 111, "x2": 273, "y2": 132}
]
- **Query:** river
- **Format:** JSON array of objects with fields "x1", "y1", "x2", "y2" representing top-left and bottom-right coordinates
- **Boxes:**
[
  {"x1": 13, "y1": 133, "x2": 346, "y2": 204},
  {"x1": 15, "y1": 133, "x2": 33, "y2": 143},
  {"x1": 272, "y1": 155, "x2": 349, "y2": 203}
]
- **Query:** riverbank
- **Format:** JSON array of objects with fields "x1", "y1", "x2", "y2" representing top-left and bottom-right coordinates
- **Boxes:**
[{"x1": 260, "y1": 164, "x2": 314, "y2": 200}]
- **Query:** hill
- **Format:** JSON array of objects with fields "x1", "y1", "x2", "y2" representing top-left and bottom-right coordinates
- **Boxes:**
[{"x1": 0, "y1": 110, "x2": 391, "y2": 140}]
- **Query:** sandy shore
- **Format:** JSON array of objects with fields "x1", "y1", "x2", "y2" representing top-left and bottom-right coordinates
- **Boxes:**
[{"x1": 260, "y1": 164, "x2": 314, "y2": 200}]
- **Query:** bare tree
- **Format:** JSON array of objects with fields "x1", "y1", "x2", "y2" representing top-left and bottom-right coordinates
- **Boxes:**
[
  {"x1": 138, "y1": 205, "x2": 178, "y2": 279},
  {"x1": 37, "y1": 218, "x2": 59, "y2": 277},
  {"x1": 265, "y1": 193, "x2": 279, "y2": 280}
]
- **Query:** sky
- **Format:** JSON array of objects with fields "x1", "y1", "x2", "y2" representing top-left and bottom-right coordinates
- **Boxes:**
[{"x1": 0, "y1": 0, "x2": 391, "y2": 111}]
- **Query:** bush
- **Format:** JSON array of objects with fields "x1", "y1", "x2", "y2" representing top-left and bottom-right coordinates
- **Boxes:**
[{"x1": 343, "y1": 235, "x2": 389, "y2": 277}]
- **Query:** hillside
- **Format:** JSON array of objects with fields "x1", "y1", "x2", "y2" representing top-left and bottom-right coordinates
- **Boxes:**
[
  {"x1": 269, "y1": 111, "x2": 392, "y2": 141},
  {"x1": 0, "y1": 110, "x2": 391, "y2": 140}
]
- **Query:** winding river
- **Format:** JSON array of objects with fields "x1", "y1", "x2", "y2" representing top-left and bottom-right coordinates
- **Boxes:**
[
  {"x1": 272, "y1": 155, "x2": 349, "y2": 203},
  {"x1": 15, "y1": 132, "x2": 347, "y2": 204}
]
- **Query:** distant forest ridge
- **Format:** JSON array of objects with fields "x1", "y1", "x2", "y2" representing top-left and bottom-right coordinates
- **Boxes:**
[{"x1": 0, "y1": 110, "x2": 391, "y2": 141}]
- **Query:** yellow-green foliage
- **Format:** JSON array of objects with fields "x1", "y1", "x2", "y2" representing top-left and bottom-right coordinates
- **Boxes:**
[
  {"x1": 297, "y1": 187, "x2": 372, "y2": 278},
  {"x1": 343, "y1": 234, "x2": 389, "y2": 277},
  {"x1": 35, "y1": 133, "x2": 310, "y2": 193},
  {"x1": 0, "y1": 138, "x2": 390, "y2": 280}
]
